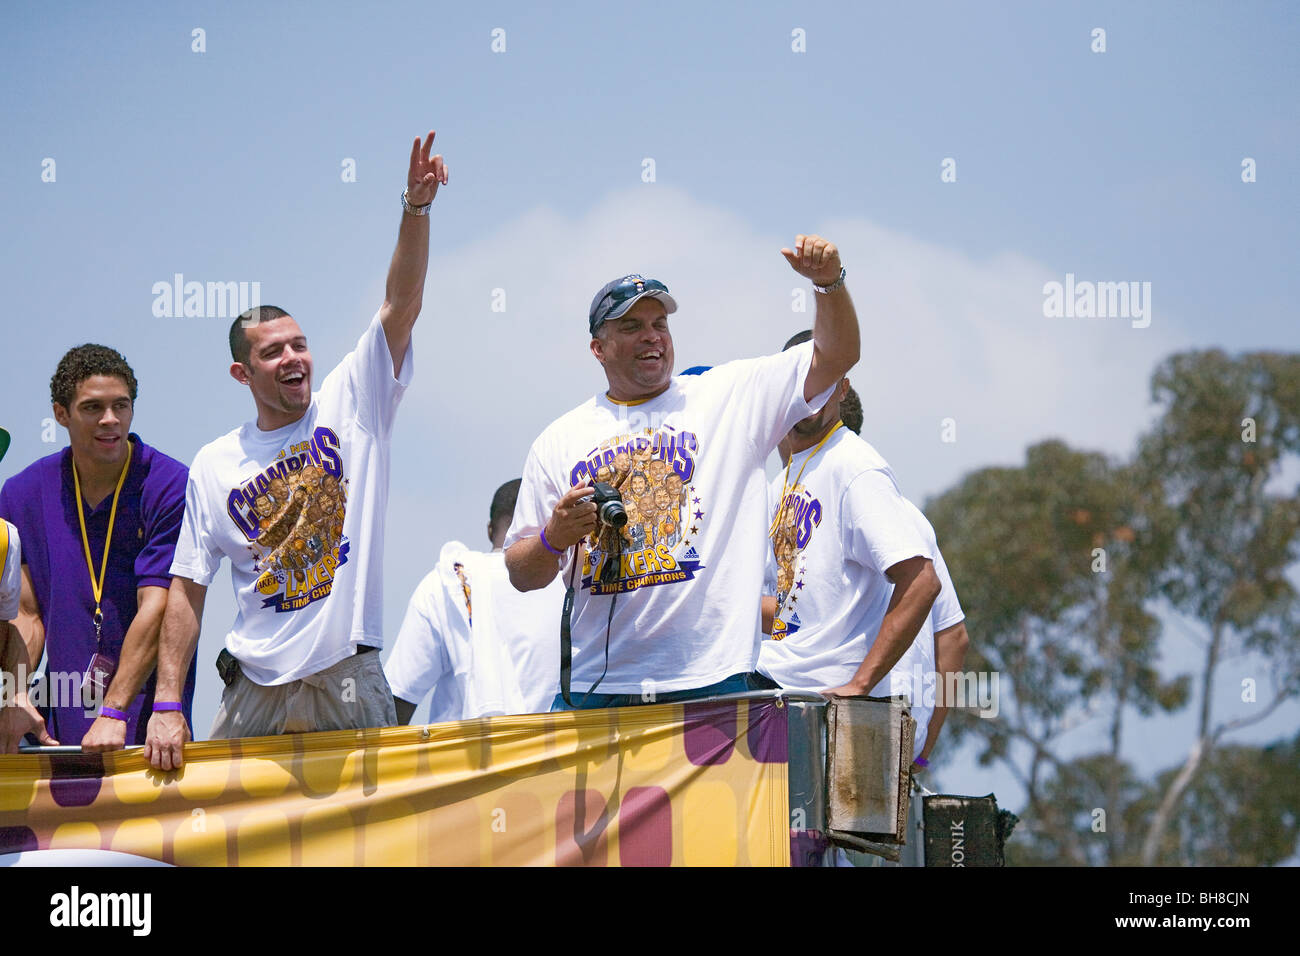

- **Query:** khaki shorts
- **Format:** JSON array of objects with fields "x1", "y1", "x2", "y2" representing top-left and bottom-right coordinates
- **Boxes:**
[{"x1": 210, "y1": 649, "x2": 397, "y2": 739}]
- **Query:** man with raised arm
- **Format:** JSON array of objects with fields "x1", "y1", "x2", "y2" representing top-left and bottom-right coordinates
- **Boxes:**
[
  {"x1": 145, "y1": 132, "x2": 448, "y2": 770},
  {"x1": 505, "y1": 236, "x2": 859, "y2": 708}
]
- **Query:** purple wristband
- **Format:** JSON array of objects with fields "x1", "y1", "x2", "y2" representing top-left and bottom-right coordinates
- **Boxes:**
[
  {"x1": 100, "y1": 706, "x2": 129, "y2": 722},
  {"x1": 152, "y1": 702, "x2": 184, "y2": 713},
  {"x1": 913, "y1": 756, "x2": 930, "y2": 768},
  {"x1": 539, "y1": 527, "x2": 564, "y2": 557}
]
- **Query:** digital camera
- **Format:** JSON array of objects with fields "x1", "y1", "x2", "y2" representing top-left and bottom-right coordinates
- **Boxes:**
[{"x1": 592, "y1": 481, "x2": 628, "y2": 529}]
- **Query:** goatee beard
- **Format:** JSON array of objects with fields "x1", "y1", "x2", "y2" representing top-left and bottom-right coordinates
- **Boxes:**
[{"x1": 793, "y1": 412, "x2": 831, "y2": 437}]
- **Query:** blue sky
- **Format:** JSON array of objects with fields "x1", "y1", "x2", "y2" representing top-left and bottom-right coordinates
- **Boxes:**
[{"x1": 2, "y1": 1, "x2": 1297, "y2": 848}]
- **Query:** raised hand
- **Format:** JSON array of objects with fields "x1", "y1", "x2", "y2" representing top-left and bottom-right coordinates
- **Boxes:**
[
  {"x1": 781, "y1": 234, "x2": 842, "y2": 287},
  {"x1": 406, "y1": 130, "x2": 449, "y2": 207}
]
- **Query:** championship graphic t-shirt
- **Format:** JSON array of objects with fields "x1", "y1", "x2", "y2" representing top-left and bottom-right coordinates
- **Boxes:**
[
  {"x1": 384, "y1": 543, "x2": 564, "y2": 721},
  {"x1": 759, "y1": 426, "x2": 936, "y2": 754},
  {"x1": 171, "y1": 312, "x2": 412, "y2": 686},
  {"x1": 506, "y1": 341, "x2": 833, "y2": 695}
]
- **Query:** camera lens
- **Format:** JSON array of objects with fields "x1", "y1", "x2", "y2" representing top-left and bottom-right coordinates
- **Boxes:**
[
  {"x1": 592, "y1": 481, "x2": 628, "y2": 529},
  {"x1": 599, "y1": 501, "x2": 627, "y2": 528}
]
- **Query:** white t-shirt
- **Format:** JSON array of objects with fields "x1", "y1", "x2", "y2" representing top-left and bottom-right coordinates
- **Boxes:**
[
  {"x1": 902, "y1": 498, "x2": 965, "y2": 633},
  {"x1": 171, "y1": 313, "x2": 412, "y2": 685},
  {"x1": 0, "y1": 520, "x2": 20, "y2": 621},
  {"x1": 506, "y1": 342, "x2": 833, "y2": 695},
  {"x1": 384, "y1": 543, "x2": 564, "y2": 721},
  {"x1": 759, "y1": 426, "x2": 936, "y2": 757}
]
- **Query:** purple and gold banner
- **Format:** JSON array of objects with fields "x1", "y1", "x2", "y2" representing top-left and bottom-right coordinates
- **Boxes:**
[{"x1": 0, "y1": 697, "x2": 790, "y2": 866}]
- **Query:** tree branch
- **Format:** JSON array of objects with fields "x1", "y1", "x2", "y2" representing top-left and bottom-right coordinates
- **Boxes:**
[{"x1": 1140, "y1": 735, "x2": 1207, "y2": 866}]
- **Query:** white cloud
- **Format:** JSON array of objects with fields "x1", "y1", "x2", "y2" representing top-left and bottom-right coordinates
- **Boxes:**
[{"x1": 389, "y1": 186, "x2": 1189, "y2": 536}]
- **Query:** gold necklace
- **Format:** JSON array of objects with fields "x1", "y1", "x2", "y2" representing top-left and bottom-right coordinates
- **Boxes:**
[{"x1": 769, "y1": 421, "x2": 842, "y2": 539}]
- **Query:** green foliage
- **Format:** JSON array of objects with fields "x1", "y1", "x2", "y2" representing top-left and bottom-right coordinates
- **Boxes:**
[
  {"x1": 923, "y1": 348, "x2": 1300, "y2": 865},
  {"x1": 925, "y1": 439, "x2": 1177, "y2": 752},
  {"x1": 1005, "y1": 755, "x2": 1147, "y2": 866},
  {"x1": 1139, "y1": 350, "x2": 1300, "y2": 678},
  {"x1": 1005, "y1": 736, "x2": 1300, "y2": 866},
  {"x1": 1138, "y1": 734, "x2": 1300, "y2": 866}
]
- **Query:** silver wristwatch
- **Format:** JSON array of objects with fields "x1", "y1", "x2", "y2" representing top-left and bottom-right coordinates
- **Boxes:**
[
  {"x1": 813, "y1": 266, "x2": 847, "y2": 294},
  {"x1": 401, "y1": 188, "x2": 432, "y2": 216}
]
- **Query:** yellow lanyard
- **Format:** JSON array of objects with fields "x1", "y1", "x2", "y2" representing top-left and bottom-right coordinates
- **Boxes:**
[
  {"x1": 72, "y1": 439, "x2": 133, "y2": 640},
  {"x1": 770, "y1": 421, "x2": 842, "y2": 539}
]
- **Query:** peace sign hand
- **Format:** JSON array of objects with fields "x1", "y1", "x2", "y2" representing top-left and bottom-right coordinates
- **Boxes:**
[{"x1": 406, "y1": 130, "x2": 449, "y2": 207}]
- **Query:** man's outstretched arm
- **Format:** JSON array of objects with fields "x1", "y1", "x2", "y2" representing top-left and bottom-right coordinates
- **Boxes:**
[
  {"x1": 379, "y1": 131, "x2": 449, "y2": 372},
  {"x1": 144, "y1": 576, "x2": 207, "y2": 771},
  {"x1": 82, "y1": 584, "x2": 168, "y2": 753},
  {"x1": 781, "y1": 234, "x2": 860, "y2": 402}
]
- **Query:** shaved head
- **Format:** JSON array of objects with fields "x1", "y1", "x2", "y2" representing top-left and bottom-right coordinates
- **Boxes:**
[{"x1": 229, "y1": 305, "x2": 293, "y2": 365}]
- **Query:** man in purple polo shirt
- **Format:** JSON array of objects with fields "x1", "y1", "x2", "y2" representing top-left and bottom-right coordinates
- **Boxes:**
[{"x1": 0, "y1": 346, "x2": 193, "y2": 752}]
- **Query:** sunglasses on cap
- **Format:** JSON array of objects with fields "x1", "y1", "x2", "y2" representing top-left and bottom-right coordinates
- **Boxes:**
[{"x1": 589, "y1": 275, "x2": 677, "y2": 335}]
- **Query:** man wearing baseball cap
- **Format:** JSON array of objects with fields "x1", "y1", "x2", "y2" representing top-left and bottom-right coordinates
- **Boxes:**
[{"x1": 505, "y1": 236, "x2": 860, "y2": 708}]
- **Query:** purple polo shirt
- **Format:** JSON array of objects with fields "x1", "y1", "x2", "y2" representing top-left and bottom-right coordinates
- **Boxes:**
[{"x1": 0, "y1": 434, "x2": 195, "y2": 745}]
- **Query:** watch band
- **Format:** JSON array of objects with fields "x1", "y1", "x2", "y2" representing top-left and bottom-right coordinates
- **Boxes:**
[
  {"x1": 401, "y1": 188, "x2": 432, "y2": 216},
  {"x1": 813, "y1": 266, "x2": 847, "y2": 294}
]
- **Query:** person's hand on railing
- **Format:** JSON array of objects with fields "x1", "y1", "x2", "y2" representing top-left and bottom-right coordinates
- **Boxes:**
[{"x1": 1, "y1": 694, "x2": 57, "y2": 753}]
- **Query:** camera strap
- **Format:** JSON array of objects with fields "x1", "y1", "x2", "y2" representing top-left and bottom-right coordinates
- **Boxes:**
[
  {"x1": 560, "y1": 557, "x2": 578, "y2": 707},
  {"x1": 559, "y1": 539, "x2": 620, "y2": 708}
]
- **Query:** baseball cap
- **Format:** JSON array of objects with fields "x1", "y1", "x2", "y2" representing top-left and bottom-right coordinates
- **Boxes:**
[
  {"x1": 588, "y1": 274, "x2": 678, "y2": 336},
  {"x1": 0, "y1": 427, "x2": 9, "y2": 464}
]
